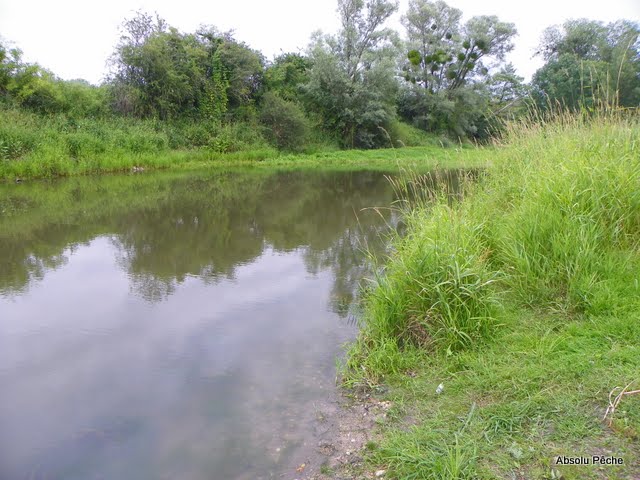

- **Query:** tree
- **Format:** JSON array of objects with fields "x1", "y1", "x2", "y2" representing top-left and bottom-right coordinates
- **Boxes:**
[
  {"x1": 109, "y1": 13, "x2": 266, "y2": 121},
  {"x1": 0, "y1": 42, "x2": 10, "y2": 96},
  {"x1": 109, "y1": 11, "x2": 167, "y2": 116},
  {"x1": 399, "y1": 0, "x2": 516, "y2": 138},
  {"x1": 398, "y1": 0, "x2": 516, "y2": 137},
  {"x1": 334, "y1": 0, "x2": 399, "y2": 82},
  {"x1": 402, "y1": 0, "x2": 516, "y2": 93},
  {"x1": 536, "y1": 20, "x2": 608, "y2": 61},
  {"x1": 109, "y1": 12, "x2": 202, "y2": 119},
  {"x1": 0, "y1": 41, "x2": 21, "y2": 99},
  {"x1": 532, "y1": 19, "x2": 640, "y2": 109},
  {"x1": 304, "y1": 0, "x2": 400, "y2": 148},
  {"x1": 0, "y1": 39, "x2": 108, "y2": 116},
  {"x1": 0, "y1": 44, "x2": 65, "y2": 114},
  {"x1": 214, "y1": 37, "x2": 264, "y2": 117},
  {"x1": 264, "y1": 53, "x2": 312, "y2": 103},
  {"x1": 487, "y1": 64, "x2": 526, "y2": 104},
  {"x1": 402, "y1": 0, "x2": 462, "y2": 92}
]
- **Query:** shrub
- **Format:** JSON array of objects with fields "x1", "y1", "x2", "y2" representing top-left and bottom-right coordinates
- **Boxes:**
[{"x1": 259, "y1": 92, "x2": 310, "y2": 151}]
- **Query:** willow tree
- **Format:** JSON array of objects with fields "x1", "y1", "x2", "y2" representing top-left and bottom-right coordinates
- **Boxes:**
[{"x1": 304, "y1": 0, "x2": 400, "y2": 148}]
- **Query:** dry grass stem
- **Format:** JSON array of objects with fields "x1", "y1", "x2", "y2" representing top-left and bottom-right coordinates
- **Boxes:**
[{"x1": 603, "y1": 382, "x2": 640, "y2": 427}]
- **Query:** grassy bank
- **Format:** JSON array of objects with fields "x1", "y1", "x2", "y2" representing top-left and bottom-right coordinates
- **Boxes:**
[
  {"x1": 0, "y1": 107, "x2": 479, "y2": 180},
  {"x1": 343, "y1": 114, "x2": 640, "y2": 479}
]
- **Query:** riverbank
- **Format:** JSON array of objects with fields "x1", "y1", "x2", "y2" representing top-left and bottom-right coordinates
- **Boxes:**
[
  {"x1": 0, "y1": 107, "x2": 483, "y2": 180},
  {"x1": 0, "y1": 143, "x2": 483, "y2": 181},
  {"x1": 339, "y1": 113, "x2": 640, "y2": 479}
]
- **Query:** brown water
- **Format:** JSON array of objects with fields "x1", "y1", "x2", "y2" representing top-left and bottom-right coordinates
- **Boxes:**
[{"x1": 0, "y1": 168, "x2": 460, "y2": 479}]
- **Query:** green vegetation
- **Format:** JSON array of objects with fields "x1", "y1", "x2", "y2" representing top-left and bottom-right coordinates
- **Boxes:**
[
  {"x1": 0, "y1": 106, "x2": 486, "y2": 179},
  {"x1": 1, "y1": 2, "x2": 638, "y2": 474},
  {"x1": 399, "y1": 0, "x2": 519, "y2": 139},
  {"x1": 532, "y1": 20, "x2": 640, "y2": 110},
  {"x1": 2, "y1": 2, "x2": 635, "y2": 179},
  {"x1": 344, "y1": 114, "x2": 640, "y2": 479},
  {"x1": 0, "y1": 106, "x2": 275, "y2": 178}
]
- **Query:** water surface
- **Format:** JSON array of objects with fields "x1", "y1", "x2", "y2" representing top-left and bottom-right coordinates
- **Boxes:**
[{"x1": 0, "y1": 168, "x2": 461, "y2": 479}]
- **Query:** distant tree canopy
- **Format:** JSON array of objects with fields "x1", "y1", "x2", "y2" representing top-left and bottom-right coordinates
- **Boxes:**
[
  {"x1": 398, "y1": 0, "x2": 518, "y2": 139},
  {"x1": 0, "y1": 41, "x2": 107, "y2": 116},
  {"x1": 531, "y1": 19, "x2": 640, "y2": 110},
  {"x1": 402, "y1": 1, "x2": 516, "y2": 92},
  {"x1": 108, "y1": 12, "x2": 264, "y2": 121},
  {"x1": 1, "y1": 3, "x2": 638, "y2": 150},
  {"x1": 264, "y1": 53, "x2": 312, "y2": 104}
]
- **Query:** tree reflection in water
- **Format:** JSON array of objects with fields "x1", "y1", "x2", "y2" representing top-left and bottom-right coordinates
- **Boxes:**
[
  {"x1": 0, "y1": 168, "x2": 467, "y2": 313},
  {"x1": 0, "y1": 167, "x2": 470, "y2": 479}
]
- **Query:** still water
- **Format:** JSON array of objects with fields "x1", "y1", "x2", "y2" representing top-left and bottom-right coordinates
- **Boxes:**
[{"x1": 0, "y1": 168, "x2": 459, "y2": 479}]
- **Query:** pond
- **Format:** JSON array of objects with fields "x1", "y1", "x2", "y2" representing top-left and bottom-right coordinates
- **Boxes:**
[{"x1": 0, "y1": 168, "x2": 463, "y2": 479}]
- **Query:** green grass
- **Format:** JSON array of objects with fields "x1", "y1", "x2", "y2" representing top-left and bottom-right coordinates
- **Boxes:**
[
  {"x1": 344, "y1": 112, "x2": 640, "y2": 479},
  {"x1": 0, "y1": 107, "x2": 484, "y2": 180}
]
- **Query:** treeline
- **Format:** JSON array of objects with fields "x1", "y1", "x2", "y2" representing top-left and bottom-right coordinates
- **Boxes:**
[{"x1": 1, "y1": 0, "x2": 639, "y2": 153}]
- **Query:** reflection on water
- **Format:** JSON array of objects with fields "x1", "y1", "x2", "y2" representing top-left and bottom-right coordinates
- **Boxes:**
[{"x1": 0, "y1": 168, "x2": 463, "y2": 479}]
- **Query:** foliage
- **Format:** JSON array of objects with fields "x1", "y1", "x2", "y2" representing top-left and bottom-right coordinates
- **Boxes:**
[
  {"x1": 2, "y1": 3, "x2": 638, "y2": 158},
  {"x1": 258, "y1": 92, "x2": 310, "y2": 151},
  {"x1": 108, "y1": 13, "x2": 264, "y2": 121},
  {"x1": 264, "y1": 53, "x2": 312, "y2": 104},
  {"x1": 304, "y1": 0, "x2": 400, "y2": 148},
  {"x1": 401, "y1": 1, "x2": 518, "y2": 92},
  {"x1": 0, "y1": 40, "x2": 109, "y2": 117},
  {"x1": 399, "y1": 0, "x2": 518, "y2": 138},
  {"x1": 387, "y1": 120, "x2": 443, "y2": 147},
  {"x1": 0, "y1": 105, "x2": 270, "y2": 177},
  {"x1": 347, "y1": 111, "x2": 640, "y2": 375},
  {"x1": 532, "y1": 19, "x2": 640, "y2": 109},
  {"x1": 343, "y1": 114, "x2": 640, "y2": 479},
  {"x1": 487, "y1": 64, "x2": 527, "y2": 104},
  {"x1": 200, "y1": 48, "x2": 229, "y2": 123},
  {"x1": 0, "y1": 104, "x2": 479, "y2": 179},
  {"x1": 399, "y1": 82, "x2": 500, "y2": 139},
  {"x1": 212, "y1": 34, "x2": 264, "y2": 116}
]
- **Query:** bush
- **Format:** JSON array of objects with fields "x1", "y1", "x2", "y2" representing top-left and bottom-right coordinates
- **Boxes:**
[
  {"x1": 258, "y1": 92, "x2": 310, "y2": 151},
  {"x1": 177, "y1": 121, "x2": 216, "y2": 148},
  {"x1": 208, "y1": 122, "x2": 270, "y2": 153},
  {"x1": 364, "y1": 202, "x2": 500, "y2": 353},
  {"x1": 65, "y1": 132, "x2": 107, "y2": 157},
  {"x1": 398, "y1": 86, "x2": 491, "y2": 141},
  {"x1": 388, "y1": 120, "x2": 440, "y2": 147},
  {"x1": 0, "y1": 111, "x2": 39, "y2": 160}
]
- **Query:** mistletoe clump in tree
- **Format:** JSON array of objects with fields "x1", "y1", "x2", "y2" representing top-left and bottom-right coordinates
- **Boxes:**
[{"x1": 399, "y1": 0, "x2": 517, "y2": 138}]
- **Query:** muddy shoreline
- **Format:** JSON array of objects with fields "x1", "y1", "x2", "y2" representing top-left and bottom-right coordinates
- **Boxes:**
[{"x1": 279, "y1": 390, "x2": 392, "y2": 480}]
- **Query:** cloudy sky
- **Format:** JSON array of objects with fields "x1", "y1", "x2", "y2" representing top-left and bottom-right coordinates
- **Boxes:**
[{"x1": 1, "y1": 0, "x2": 638, "y2": 85}]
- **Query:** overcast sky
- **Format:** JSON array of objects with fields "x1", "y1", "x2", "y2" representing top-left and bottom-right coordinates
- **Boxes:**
[{"x1": 1, "y1": 0, "x2": 638, "y2": 85}]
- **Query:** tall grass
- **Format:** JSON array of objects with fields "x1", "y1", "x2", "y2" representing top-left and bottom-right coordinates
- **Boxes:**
[
  {"x1": 0, "y1": 107, "x2": 472, "y2": 179},
  {"x1": 483, "y1": 111, "x2": 640, "y2": 313},
  {"x1": 337, "y1": 109, "x2": 640, "y2": 480},
  {"x1": 345, "y1": 110, "x2": 640, "y2": 387},
  {"x1": 0, "y1": 107, "x2": 279, "y2": 178}
]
